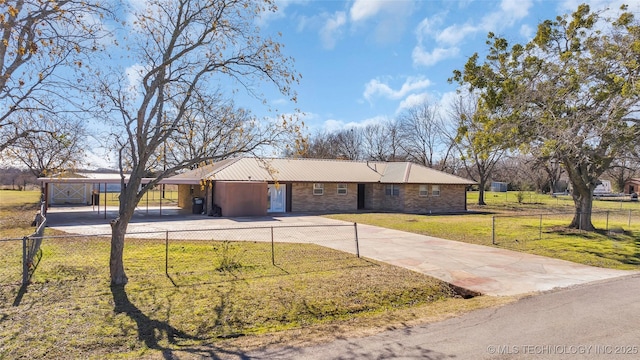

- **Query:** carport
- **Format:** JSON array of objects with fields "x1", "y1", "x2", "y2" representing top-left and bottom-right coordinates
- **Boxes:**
[{"x1": 38, "y1": 174, "x2": 186, "y2": 218}]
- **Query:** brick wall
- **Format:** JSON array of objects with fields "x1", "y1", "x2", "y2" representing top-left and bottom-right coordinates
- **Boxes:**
[
  {"x1": 177, "y1": 184, "x2": 205, "y2": 209},
  {"x1": 182, "y1": 181, "x2": 468, "y2": 215},
  {"x1": 403, "y1": 184, "x2": 467, "y2": 213},
  {"x1": 291, "y1": 182, "x2": 358, "y2": 212},
  {"x1": 367, "y1": 183, "x2": 404, "y2": 212}
]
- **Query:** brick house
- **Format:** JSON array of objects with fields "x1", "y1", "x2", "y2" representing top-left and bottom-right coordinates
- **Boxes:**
[
  {"x1": 168, "y1": 157, "x2": 476, "y2": 217},
  {"x1": 624, "y1": 178, "x2": 640, "y2": 194}
]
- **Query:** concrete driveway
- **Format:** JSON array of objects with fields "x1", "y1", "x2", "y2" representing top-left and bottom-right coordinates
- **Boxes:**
[{"x1": 45, "y1": 206, "x2": 633, "y2": 296}]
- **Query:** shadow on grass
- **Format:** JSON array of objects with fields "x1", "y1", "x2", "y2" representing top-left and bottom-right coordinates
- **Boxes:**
[
  {"x1": 11, "y1": 284, "x2": 28, "y2": 307},
  {"x1": 165, "y1": 257, "x2": 378, "y2": 288},
  {"x1": 110, "y1": 284, "x2": 250, "y2": 359},
  {"x1": 12, "y1": 249, "x2": 43, "y2": 307}
]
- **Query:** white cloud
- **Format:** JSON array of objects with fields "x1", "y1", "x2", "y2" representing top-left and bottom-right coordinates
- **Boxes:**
[
  {"x1": 435, "y1": 23, "x2": 477, "y2": 46},
  {"x1": 349, "y1": 0, "x2": 416, "y2": 44},
  {"x1": 500, "y1": 0, "x2": 531, "y2": 19},
  {"x1": 125, "y1": 64, "x2": 145, "y2": 95},
  {"x1": 323, "y1": 119, "x2": 347, "y2": 132},
  {"x1": 258, "y1": 0, "x2": 310, "y2": 25},
  {"x1": 397, "y1": 92, "x2": 431, "y2": 112},
  {"x1": 520, "y1": 24, "x2": 534, "y2": 39},
  {"x1": 412, "y1": 46, "x2": 459, "y2": 67},
  {"x1": 412, "y1": 0, "x2": 533, "y2": 67},
  {"x1": 322, "y1": 115, "x2": 390, "y2": 133},
  {"x1": 349, "y1": 0, "x2": 387, "y2": 22},
  {"x1": 363, "y1": 76, "x2": 432, "y2": 102},
  {"x1": 350, "y1": 0, "x2": 414, "y2": 22},
  {"x1": 415, "y1": 15, "x2": 443, "y2": 43},
  {"x1": 319, "y1": 11, "x2": 347, "y2": 49},
  {"x1": 479, "y1": 0, "x2": 533, "y2": 32}
]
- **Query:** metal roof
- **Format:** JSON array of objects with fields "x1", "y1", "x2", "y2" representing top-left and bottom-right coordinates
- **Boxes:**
[{"x1": 169, "y1": 157, "x2": 476, "y2": 185}]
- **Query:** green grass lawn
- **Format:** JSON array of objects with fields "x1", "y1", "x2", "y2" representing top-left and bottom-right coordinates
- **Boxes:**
[
  {"x1": 0, "y1": 190, "x2": 507, "y2": 359},
  {"x1": 327, "y1": 191, "x2": 640, "y2": 271}
]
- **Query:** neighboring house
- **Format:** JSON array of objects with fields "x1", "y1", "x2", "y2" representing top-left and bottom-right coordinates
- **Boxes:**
[
  {"x1": 168, "y1": 157, "x2": 476, "y2": 217},
  {"x1": 624, "y1": 178, "x2": 640, "y2": 194}
]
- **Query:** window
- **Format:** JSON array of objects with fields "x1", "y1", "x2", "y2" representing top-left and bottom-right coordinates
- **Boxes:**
[
  {"x1": 432, "y1": 185, "x2": 440, "y2": 197},
  {"x1": 313, "y1": 183, "x2": 324, "y2": 195},
  {"x1": 385, "y1": 184, "x2": 400, "y2": 196},
  {"x1": 419, "y1": 185, "x2": 428, "y2": 197},
  {"x1": 337, "y1": 183, "x2": 348, "y2": 195}
]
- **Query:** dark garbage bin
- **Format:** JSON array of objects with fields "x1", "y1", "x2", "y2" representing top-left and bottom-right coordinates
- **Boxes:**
[
  {"x1": 92, "y1": 192, "x2": 100, "y2": 205},
  {"x1": 192, "y1": 197, "x2": 204, "y2": 214}
]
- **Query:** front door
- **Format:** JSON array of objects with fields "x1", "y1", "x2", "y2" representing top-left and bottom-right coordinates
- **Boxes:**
[
  {"x1": 357, "y1": 183, "x2": 365, "y2": 209},
  {"x1": 267, "y1": 184, "x2": 286, "y2": 213}
]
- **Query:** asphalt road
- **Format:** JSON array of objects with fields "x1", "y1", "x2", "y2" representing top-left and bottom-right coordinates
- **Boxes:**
[{"x1": 243, "y1": 274, "x2": 640, "y2": 359}]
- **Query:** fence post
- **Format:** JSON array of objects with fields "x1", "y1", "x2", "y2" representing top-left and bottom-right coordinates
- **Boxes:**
[
  {"x1": 165, "y1": 231, "x2": 169, "y2": 276},
  {"x1": 629, "y1": 209, "x2": 632, "y2": 227},
  {"x1": 22, "y1": 236, "x2": 28, "y2": 285},
  {"x1": 354, "y1": 223, "x2": 360, "y2": 258},
  {"x1": 606, "y1": 211, "x2": 609, "y2": 232},
  {"x1": 539, "y1": 214, "x2": 543, "y2": 240},
  {"x1": 492, "y1": 216, "x2": 496, "y2": 245},
  {"x1": 579, "y1": 212, "x2": 582, "y2": 231},
  {"x1": 271, "y1": 227, "x2": 275, "y2": 265}
]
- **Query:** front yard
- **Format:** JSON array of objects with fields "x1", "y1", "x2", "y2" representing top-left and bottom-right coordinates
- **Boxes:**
[{"x1": 0, "y1": 190, "x2": 507, "y2": 359}]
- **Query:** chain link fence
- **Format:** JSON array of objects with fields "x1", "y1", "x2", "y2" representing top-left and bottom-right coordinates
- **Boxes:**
[
  {"x1": 1, "y1": 223, "x2": 361, "y2": 287},
  {"x1": 0, "y1": 199, "x2": 47, "y2": 286},
  {"x1": 491, "y1": 209, "x2": 640, "y2": 247}
]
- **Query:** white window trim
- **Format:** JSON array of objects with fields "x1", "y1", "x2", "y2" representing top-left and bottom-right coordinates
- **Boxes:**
[
  {"x1": 432, "y1": 185, "x2": 441, "y2": 197},
  {"x1": 313, "y1": 183, "x2": 324, "y2": 195},
  {"x1": 419, "y1": 185, "x2": 428, "y2": 197},
  {"x1": 337, "y1": 183, "x2": 348, "y2": 195}
]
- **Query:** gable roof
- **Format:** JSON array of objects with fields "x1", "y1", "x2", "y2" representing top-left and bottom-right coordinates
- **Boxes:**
[{"x1": 169, "y1": 157, "x2": 476, "y2": 185}]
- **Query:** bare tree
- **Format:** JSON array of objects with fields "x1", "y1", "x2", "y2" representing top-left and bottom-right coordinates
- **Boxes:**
[
  {"x1": 0, "y1": 0, "x2": 109, "y2": 153},
  {"x1": 333, "y1": 128, "x2": 363, "y2": 160},
  {"x1": 94, "y1": 0, "x2": 300, "y2": 285},
  {"x1": 397, "y1": 101, "x2": 454, "y2": 169},
  {"x1": 530, "y1": 157, "x2": 564, "y2": 193},
  {"x1": 605, "y1": 155, "x2": 640, "y2": 193},
  {"x1": 161, "y1": 95, "x2": 278, "y2": 169},
  {"x1": 2, "y1": 110, "x2": 88, "y2": 178},
  {"x1": 361, "y1": 120, "x2": 405, "y2": 161},
  {"x1": 451, "y1": 94, "x2": 506, "y2": 205},
  {"x1": 300, "y1": 130, "x2": 340, "y2": 159}
]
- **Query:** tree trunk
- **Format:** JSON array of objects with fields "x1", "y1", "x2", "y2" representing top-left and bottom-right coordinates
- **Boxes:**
[
  {"x1": 110, "y1": 218, "x2": 129, "y2": 285},
  {"x1": 477, "y1": 187, "x2": 486, "y2": 205},
  {"x1": 569, "y1": 187, "x2": 595, "y2": 231},
  {"x1": 477, "y1": 178, "x2": 487, "y2": 205}
]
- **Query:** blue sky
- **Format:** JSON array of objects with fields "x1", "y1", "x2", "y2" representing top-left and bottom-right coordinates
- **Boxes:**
[{"x1": 249, "y1": 0, "x2": 631, "y2": 133}]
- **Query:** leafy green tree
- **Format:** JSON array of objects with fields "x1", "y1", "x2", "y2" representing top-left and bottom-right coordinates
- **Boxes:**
[
  {"x1": 452, "y1": 4, "x2": 640, "y2": 230},
  {"x1": 94, "y1": 0, "x2": 300, "y2": 285},
  {"x1": 450, "y1": 93, "x2": 507, "y2": 206}
]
